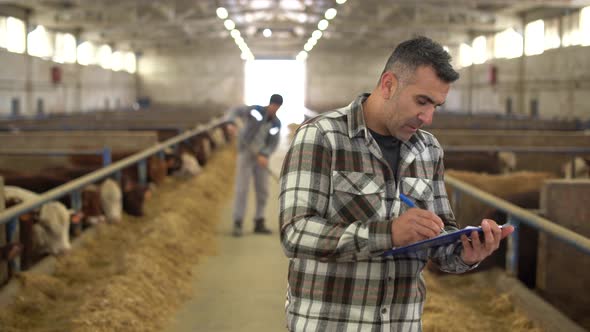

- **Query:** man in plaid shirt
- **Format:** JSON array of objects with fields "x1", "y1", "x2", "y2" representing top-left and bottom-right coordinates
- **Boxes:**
[{"x1": 279, "y1": 37, "x2": 514, "y2": 331}]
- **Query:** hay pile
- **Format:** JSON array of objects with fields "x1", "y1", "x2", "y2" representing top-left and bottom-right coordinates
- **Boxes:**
[
  {"x1": 423, "y1": 269, "x2": 543, "y2": 332},
  {"x1": 0, "y1": 147, "x2": 236, "y2": 332}
]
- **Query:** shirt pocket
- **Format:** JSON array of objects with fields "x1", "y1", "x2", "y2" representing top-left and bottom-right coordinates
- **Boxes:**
[
  {"x1": 331, "y1": 171, "x2": 385, "y2": 223},
  {"x1": 400, "y1": 177, "x2": 434, "y2": 205}
]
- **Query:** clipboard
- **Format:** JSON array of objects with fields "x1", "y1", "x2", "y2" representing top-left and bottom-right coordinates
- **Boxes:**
[{"x1": 382, "y1": 225, "x2": 505, "y2": 256}]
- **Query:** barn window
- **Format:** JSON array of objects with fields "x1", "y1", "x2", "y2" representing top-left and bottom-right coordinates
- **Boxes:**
[
  {"x1": 124, "y1": 52, "x2": 136, "y2": 73},
  {"x1": 28, "y1": 25, "x2": 54, "y2": 59},
  {"x1": 0, "y1": 17, "x2": 7, "y2": 49},
  {"x1": 77, "y1": 41, "x2": 96, "y2": 66},
  {"x1": 494, "y1": 28, "x2": 523, "y2": 59},
  {"x1": 111, "y1": 51, "x2": 124, "y2": 71},
  {"x1": 472, "y1": 36, "x2": 487, "y2": 64},
  {"x1": 581, "y1": 6, "x2": 590, "y2": 46},
  {"x1": 97, "y1": 44, "x2": 112, "y2": 69},
  {"x1": 54, "y1": 32, "x2": 76, "y2": 63},
  {"x1": 544, "y1": 17, "x2": 561, "y2": 50},
  {"x1": 6, "y1": 16, "x2": 25, "y2": 54},
  {"x1": 459, "y1": 43, "x2": 473, "y2": 67},
  {"x1": 562, "y1": 11, "x2": 581, "y2": 47},
  {"x1": 525, "y1": 20, "x2": 544, "y2": 56}
]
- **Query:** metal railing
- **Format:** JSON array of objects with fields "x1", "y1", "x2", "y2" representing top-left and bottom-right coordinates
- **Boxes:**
[
  {"x1": 445, "y1": 175, "x2": 590, "y2": 276},
  {"x1": 443, "y1": 146, "x2": 590, "y2": 155},
  {"x1": 0, "y1": 118, "x2": 227, "y2": 227}
]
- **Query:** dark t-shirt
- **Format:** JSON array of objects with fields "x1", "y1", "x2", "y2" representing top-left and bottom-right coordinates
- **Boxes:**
[{"x1": 369, "y1": 128, "x2": 401, "y2": 180}]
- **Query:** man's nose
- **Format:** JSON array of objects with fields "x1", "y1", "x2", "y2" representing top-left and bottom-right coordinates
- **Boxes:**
[{"x1": 418, "y1": 108, "x2": 434, "y2": 126}]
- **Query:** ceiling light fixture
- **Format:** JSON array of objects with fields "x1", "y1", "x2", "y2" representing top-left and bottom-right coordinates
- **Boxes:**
[
  {"x1": 224, "y1": 19, "x2": 235, "y2": 30},
  {"x1": 295, "y1": 0, "x2": 347, "y2": 60},
  {"x1": 216, "y1": 9, "x2": 254, "y2": 61},
  {"x1": 263, "y1": 28, "x2": 272, "y2": 38},
  {"x1": 318, "y1": 19, "x2": 329, "y2": 30},
  {"x1": 325, "y1": 8, "x2": 337, "y2": 20},
  {"x1": 216, "y1": 7, "x2": 228, "y2": 19}
]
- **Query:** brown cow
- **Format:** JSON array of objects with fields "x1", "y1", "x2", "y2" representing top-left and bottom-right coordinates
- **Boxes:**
[{"x1": 69, "y1": 152, "x2": 168, "y2": 185}]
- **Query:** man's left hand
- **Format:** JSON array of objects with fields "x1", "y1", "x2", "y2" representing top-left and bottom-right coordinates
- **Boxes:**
[
  {"x1": 257, "y1": 155, "x2": 269, "y2": 168},
  {"x1": 460, "y1": 219, "x2": 515, "y2": 265}
]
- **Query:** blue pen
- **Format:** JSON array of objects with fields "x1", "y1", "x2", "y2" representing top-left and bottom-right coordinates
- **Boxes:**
[
  {"x1": 399, "y1": 193, "x2": 447, "y2": 234},
  {"x1": 399, "y1": 193, "x2": 415, "y2": 208}
]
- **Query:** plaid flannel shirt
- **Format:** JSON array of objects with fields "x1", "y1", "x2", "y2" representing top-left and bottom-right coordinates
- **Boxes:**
[{"x1": 279, "y1": 94, "x2": 473, "y2": 332}]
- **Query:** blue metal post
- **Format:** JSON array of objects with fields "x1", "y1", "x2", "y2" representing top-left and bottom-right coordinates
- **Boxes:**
[
  {"x1": 102, "y1": 146, "x2": 112, "y2": 167},
  {"x1": 70, "y1": 190, "x2": 82, "y2": 234},
  {"x1": 6, "y1": 218, "x2": 20, "y2": 272},
  {"x1": 506, "y1": 215, "x2": 520, "y2": 276},
  {"x1": 138, "y1": 159, "x2": 148, "y2": 186}
]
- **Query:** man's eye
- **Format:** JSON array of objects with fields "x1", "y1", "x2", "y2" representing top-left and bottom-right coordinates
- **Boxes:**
[{"x1": 417, "y1": 100, "x2": 427, "y2": 105}]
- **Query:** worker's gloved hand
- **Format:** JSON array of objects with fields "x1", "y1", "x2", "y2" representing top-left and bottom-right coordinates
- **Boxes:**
[
  {"x1": 391, "y1": 208, "x2": 444, "y2": 247},
  {"x1": 257, "y1": 154, "x2": 269, "y2": 168}
]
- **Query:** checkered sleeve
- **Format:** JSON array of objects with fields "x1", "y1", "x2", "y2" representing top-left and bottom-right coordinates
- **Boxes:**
[{"x1": 279, "y1": 123, "x2": 393, "y2": 262}]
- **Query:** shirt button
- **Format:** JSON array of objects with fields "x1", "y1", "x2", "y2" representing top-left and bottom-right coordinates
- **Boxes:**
[{"x1": 381, "y1": 307, "x2": 388, "y2": 314}]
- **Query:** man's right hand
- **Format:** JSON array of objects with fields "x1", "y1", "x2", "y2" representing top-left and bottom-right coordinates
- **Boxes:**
[{"x1": 391, "y1": 208, "x2": 445, "y2": 247}]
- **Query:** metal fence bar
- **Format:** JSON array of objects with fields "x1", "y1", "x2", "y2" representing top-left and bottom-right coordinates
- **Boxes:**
[
  {"x1": 445, "y1": 175, "x2": 590, "y2": 256},
  {"x1": 443, "y1": 146, "x2": 590, "y2": 154},
  {"x1": 0, "y1": 118, "x2": 228, "y2": 226}
]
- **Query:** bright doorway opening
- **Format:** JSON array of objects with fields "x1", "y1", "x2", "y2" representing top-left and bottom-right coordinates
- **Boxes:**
[{"x1": 244, "y1": 60, "x2": 305, "y2": 125}]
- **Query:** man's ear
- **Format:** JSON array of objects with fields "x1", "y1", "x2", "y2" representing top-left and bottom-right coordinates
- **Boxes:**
[{"x1": 380, "y1": 71, "x2": 398, "y2": 99}]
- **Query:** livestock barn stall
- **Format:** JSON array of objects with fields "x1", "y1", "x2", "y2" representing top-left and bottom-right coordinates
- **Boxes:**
[{"x1": 1, "y1": 1, "x2": 590, "y2": 331}]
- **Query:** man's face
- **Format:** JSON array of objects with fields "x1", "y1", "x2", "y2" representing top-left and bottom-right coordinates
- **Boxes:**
[
  {"x1": 383, "y1": 65, "x2": 450, "y2": 141},
  {"x1": 267, "y1": 103, "x2": 281, "y2": 117}
]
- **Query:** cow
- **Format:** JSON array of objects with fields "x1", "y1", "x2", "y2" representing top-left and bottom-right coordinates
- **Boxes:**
[
  {"x1": 4, "y1": 167, "x2": 145, "y2": 219},
  {"x1": 4, "y1": 186, "x2": 71, "y2": 260},
  {"x1": 173, "y1": 152, "x2": 202, "y2": 178},
  {"x1": 81, "y1": 184, "x2": 106, "y2": 226},
  {"x1": 209, "y1": 126, "x2": 227, "y2": 149},
  {"x1": 68, "y1": 153, "x2": 168, "y2": 185},
  {"x1": 100, "y1": 178, "x2": 122, "y2": 223},
  {"x1": 185, "y1": 133, "x2": 212, "y2": 166}
]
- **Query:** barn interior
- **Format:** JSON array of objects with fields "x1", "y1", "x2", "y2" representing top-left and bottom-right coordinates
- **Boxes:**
[{"x1": 0, "y1": 0, "x2": 589, "y2": 331}]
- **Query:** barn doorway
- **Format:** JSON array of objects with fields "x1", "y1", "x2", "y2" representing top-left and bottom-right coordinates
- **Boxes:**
[{"x1": 244, "y1": 59, "x2": 305, "y2": 126}]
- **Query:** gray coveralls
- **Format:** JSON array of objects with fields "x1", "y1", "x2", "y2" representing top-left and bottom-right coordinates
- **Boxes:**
[{"x1": 229, "y1": 105, "x2": 281, "y2": 227}]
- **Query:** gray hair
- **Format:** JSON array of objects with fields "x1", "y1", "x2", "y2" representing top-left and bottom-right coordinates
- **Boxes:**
[{"x1": 381, "y1": 36, "x2": 459, "y2": 85}]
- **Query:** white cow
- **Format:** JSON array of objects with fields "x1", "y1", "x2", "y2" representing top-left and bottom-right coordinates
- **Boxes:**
[
  {"x1": 210, "y1": 127, "x2": 227, "y2": 148},
  {"x1": 100, "y1": 178, "x2": 123, "y2": 223},
  {"x1": 4, "y1": 186, "x2": 71, "y2": 255},
  {"x1": 173, "y1": 152, "x2": 202, "y2": 177},
  {"x1": 35, "y1": 201, "x2": 71, "y2": 255}
]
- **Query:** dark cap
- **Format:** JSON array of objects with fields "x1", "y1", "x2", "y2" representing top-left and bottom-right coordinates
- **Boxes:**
[{"x1": 269, "y1": 94, "x2": 283, "y2": 105}]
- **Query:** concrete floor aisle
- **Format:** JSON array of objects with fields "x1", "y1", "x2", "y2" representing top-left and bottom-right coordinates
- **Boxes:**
[{"x1": 165, "y1": 138, "x2": 291, "y2": 332}]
